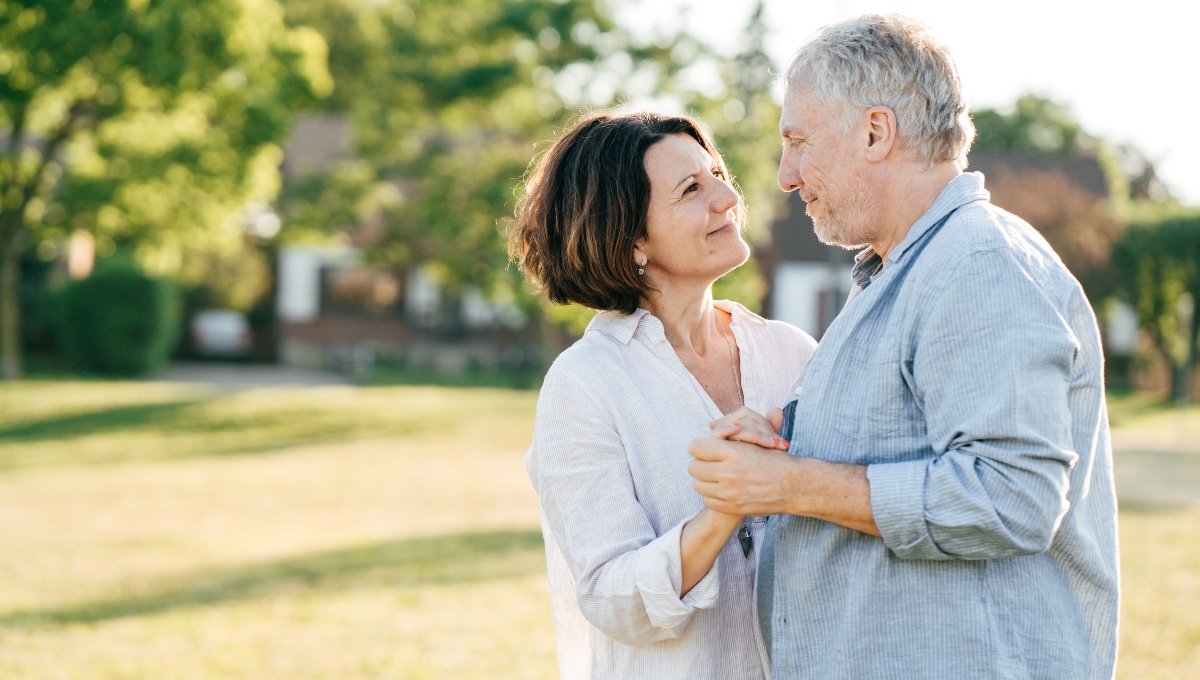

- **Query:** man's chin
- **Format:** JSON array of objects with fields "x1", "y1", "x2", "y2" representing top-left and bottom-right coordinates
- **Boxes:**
[{"x1": 812, "y1": 220, "x2": 867, "y2": 250}]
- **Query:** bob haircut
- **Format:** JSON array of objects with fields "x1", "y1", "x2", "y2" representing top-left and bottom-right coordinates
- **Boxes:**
[{"x1": 509, "y1": 111, "x2": 738, "y2": 315}]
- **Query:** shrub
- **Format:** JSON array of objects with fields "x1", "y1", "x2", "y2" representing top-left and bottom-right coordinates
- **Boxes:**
[{"x1": 52, "y1": 262, "x2": 181, "y2": 375}]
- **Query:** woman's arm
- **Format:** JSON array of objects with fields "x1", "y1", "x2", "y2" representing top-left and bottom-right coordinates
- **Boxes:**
[
  {"x1": 532, "y1": 370, "x2": 731, "y2": 645},
  {"x1": 680, "y1": 508, "x2": 743, "y2": 595}
]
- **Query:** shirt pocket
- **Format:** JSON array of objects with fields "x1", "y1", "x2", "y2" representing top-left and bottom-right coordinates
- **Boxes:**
[{"x1": 832, "y1": 350, "x2": 908, "y2": 442}]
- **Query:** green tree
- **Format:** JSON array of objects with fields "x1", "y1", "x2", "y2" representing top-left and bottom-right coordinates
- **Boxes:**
[
  {"x1": 970, "y1": 94, "x2": 1085, "y2": 156},
  {"x1": 1113, "y1": 214, "x2": 1200, "y2": 404},
  {"x1": 0, "y1": 0, "x2": 331, "y2": 378},
  {"x1": 275, "y1": 0, "x2": 691, "y2": 336}
]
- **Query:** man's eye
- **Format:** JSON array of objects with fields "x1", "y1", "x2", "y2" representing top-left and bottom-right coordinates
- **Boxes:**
[{"x1": 683, "y1": 182, "x2": 700, "y2": 195}]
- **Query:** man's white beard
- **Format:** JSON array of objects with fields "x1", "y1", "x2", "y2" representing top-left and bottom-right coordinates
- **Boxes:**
[{"x1": 809, "y1": 176, "x2": 876, "y2": 250}]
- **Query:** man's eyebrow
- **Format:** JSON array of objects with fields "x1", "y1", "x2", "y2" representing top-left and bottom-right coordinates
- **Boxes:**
[{"x1": 780, "y1": 122, "x2": 808, "y2": 138}]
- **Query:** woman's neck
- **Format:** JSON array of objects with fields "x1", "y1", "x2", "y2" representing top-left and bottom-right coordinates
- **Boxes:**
[{"x1": 640, "y1": 281, "x2": 722, "y2": 354}]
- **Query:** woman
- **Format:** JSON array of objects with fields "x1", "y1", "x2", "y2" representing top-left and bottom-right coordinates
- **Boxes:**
[{"x1": 510, "y1": 112, "x2": 816, "y2": 679}]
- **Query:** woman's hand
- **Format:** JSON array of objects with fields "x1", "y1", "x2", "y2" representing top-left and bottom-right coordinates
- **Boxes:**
[{"x1": 709, "y1": 406, "x2": 789, "y2": 450}]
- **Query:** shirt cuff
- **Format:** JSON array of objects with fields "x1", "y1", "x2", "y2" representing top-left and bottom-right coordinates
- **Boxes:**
[
  {"x1": 634, "y1": 519, "x2": 721, "y2": 633},
  {"x1": 867, "y1": 460, "x2": 948, "y2": 561}
]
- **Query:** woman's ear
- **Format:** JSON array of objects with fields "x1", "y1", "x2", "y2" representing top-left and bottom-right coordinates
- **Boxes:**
[{"x1": 633, "y1": 241, "x2": 648, "y2": 268}]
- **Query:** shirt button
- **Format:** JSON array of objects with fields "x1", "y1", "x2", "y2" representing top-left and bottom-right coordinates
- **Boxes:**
[{"x1": 794, "y1": 387, "x2": 803, "y2": 396}]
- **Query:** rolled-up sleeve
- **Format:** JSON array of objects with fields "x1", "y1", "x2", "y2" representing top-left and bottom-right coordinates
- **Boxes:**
[
  {"x1": 868, "y1": 248, "x2": 1081, "y2": 561},
  {"x1": 529, "y1": 372, "x2": 718, "y2": 645}
]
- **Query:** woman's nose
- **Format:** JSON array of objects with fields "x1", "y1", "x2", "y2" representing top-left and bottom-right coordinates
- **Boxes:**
[{"x1": 713, "y1": 179, "x2": 739, "y2": 213}]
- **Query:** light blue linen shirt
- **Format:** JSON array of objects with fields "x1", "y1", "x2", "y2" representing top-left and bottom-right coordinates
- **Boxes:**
[{"x1": 763, "y1": 172, "x2": 1120, "y2": 679}]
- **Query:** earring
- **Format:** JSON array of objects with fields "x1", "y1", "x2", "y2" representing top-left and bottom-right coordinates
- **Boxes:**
[{"x1": 637, "y1": 266, "x2": 644, "y2": 275}]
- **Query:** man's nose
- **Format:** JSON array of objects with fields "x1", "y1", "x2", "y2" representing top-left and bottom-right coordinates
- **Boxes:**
[{"x1": 778, "y1": 155, "x2": 801, "y2": 193}]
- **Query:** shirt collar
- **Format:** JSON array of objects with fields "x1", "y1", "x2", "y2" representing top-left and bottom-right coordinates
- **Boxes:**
[
  {"x1": 585, "y1": 308, "x2": 650, "y2": 345},
  {"x1": 851, "y1": 247, "x2": 885, "y2": 289},
  {"x1": 886, "y1": 172, "x2": 990, "y2": 265},
  {"x1": 585, "y1": 300, "x2": 763, "y2": 345}
]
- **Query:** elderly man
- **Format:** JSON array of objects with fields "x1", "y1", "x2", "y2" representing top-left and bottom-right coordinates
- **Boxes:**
[{"x1": 688, "y1": 14, "x2": 1119, "y2": 680}]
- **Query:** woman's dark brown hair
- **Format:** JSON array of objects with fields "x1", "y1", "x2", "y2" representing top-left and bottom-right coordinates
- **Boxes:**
[{"x1": 509, "y1": 111, "x2": 737, "y2": 314}]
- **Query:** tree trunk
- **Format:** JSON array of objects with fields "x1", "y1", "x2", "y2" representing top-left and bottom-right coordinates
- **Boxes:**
[
  {"x1": 1171, "y1": 364, "x2": 1192, "y2": 407},
  {"x1": 1180, "y1": 296, "x2": 1200, "y2": 408},
  {"x1": 0, "y1": 236, "x2": 21, "y2": 380}
]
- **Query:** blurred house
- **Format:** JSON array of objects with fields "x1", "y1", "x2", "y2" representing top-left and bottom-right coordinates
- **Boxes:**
[
  {"x1": 274, "y1": 114, "x2": 537, "y2": 377},
  {"x1": 764, "y1": 152, "x2": 1136, "y2": 357}
]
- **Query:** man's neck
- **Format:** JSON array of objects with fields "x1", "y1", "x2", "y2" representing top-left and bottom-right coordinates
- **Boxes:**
[{"x1": 869, "y1": 162, "x2": 962, "y2": 262}]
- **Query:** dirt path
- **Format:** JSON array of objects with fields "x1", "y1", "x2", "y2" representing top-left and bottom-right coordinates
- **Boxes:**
[{"x1": 1113, "y1": 419, "x2": 1200, "y2": 508}]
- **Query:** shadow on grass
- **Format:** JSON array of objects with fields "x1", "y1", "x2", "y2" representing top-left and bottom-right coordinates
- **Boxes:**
[
  {"x1": 369, "y1": 365, "x2": 543, "y2": 391},
  {"x1": 0, "y1": 395, "x2": 457, "y2": 470},
  {"x1": 1, "y1": 529, "x2": 545, "y2": 629},
  {"x1": 0, "y1": 400, "x2": 209, "y2": 443}
]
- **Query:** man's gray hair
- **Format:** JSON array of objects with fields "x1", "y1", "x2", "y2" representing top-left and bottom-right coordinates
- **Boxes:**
[{"x1": 784, "y1": 14, "x2": 974, "y2": 169}]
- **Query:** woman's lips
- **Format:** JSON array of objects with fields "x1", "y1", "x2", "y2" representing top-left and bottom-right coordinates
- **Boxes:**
[{"x1": 707, "y1": 223, "x2": 736, "y2": 237}]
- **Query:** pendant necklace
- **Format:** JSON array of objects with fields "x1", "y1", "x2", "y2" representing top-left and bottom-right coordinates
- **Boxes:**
[{"x1": 716, "y1": 311, "x2": 753, "y2": 558}]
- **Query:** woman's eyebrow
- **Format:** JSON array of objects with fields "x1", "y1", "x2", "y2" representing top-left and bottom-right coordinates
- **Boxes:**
[
  {"x1": 672, "y1": 173, "x2": 697, "y2": 191},
  {"x1": 672, "y1": 157, "x2": 717, "y2": 190}
]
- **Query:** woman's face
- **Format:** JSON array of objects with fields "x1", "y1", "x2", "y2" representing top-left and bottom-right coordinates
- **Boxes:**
[{"x1": 636, "y1": 134, "x2": 749, "y2": 290}]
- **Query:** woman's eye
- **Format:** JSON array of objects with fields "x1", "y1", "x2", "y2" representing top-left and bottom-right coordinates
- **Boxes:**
[{"x1": 683, "y1": 182, "x2": 699, "y2": 195}]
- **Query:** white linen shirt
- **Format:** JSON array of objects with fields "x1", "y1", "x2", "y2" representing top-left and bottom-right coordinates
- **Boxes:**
[{"x1": 527, "y1": 300, "x2": 817, "y2": 680}]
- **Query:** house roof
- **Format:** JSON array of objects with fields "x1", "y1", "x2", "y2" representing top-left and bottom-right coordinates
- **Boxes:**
[{"x1": 966, "y1": 153, "x2": 1109, "y2": 198}]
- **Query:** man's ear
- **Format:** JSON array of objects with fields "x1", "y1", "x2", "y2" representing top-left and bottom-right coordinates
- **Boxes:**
[{"x1": 864, "y1": 105, "x2": 898, "y2": 163}]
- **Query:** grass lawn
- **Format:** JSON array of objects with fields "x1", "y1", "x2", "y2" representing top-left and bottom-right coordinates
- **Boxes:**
[{"x1": 0, "y1": 380, "x2": 1196, "y2": 678}]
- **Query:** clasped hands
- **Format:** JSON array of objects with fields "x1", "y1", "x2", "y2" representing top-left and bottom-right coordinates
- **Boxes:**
[
  {"x1": 686, "y1": 406, "x2": 801, "y2": 518},
  {"x1": 687, "y1": 406, "x2": 881, "y2": 536}
]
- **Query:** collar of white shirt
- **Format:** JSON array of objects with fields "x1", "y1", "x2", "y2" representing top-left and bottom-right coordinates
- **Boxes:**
[{"x1": 585, "y1": 301, "x2": 765, "y2": 346}]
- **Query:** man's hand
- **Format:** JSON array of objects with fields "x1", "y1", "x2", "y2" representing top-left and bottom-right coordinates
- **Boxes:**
[
  {"x1": 687, "y1": 436, "x2": 882, "y2": 536},
  {"x1": 687, "y1": 437, "x2": 803, "y2": 516}
]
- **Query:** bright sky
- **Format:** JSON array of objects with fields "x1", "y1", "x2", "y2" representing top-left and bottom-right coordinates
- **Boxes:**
[{"x1": 615, "y1": 0, "x2": 1200, "y2": 204}]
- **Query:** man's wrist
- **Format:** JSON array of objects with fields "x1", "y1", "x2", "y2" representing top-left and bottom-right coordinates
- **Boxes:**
[
  {"x1": 780, "y1": 457, "x2": 880, "y2": 536},
  {"x1": 781, "y1": 456, "x2": 815, "y2": 517}
]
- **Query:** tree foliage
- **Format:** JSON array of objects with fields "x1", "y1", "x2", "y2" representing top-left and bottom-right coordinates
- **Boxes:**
[
  {"x1": 276, "y1": 0, "x2": 784, "y2": 336},
  {"x1": 0, "y1": 0, "x2": 331, "y2": 377},
  {"x1": 1113, "y1": 214, "x2": 1200, "y2": 403},
  {"x1": 970, "y1": 95, "x2": 1086, "y2": 156}
]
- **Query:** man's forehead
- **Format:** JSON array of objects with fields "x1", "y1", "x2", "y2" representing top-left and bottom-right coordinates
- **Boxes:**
[{"x1": 779, "y1": 91, "x2": 825, "y2": 135}]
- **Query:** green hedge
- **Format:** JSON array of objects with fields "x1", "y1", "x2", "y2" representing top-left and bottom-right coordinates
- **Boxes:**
[{"x1": 52, "y1": 262, "x2": 181, "y2": 375}]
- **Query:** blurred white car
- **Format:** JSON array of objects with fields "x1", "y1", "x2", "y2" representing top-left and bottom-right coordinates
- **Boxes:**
[{"x1": 191, "y1": 309, "x2": 252, "y2": 357}]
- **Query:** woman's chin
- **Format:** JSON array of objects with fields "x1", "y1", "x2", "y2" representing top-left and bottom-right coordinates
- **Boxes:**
[{"x1": 713, "y1": 243, "x2": 752, "y2": 279}]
